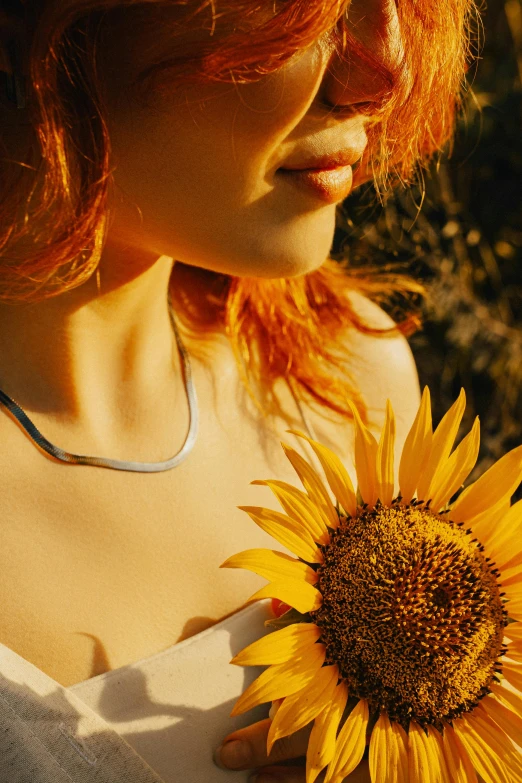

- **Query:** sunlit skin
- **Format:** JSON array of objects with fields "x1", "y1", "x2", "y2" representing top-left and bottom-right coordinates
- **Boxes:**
[
  {"x1": 0, "y1": 0, "x2": 403, "y2": 453},
  {"x1": 1, "y1": 1, "x2": 408, "y2": 780}
]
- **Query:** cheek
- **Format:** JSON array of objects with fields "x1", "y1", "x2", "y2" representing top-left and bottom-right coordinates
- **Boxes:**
[
  {"x1": 109, "y1": 151, "x2": 338, "y2": 280},
  {"x1": 228, "y1": 44, "x2": 329, "y2": 171},
  {"x1": 109, "y1": 41, "x2": 325, "y2": 206},
  {"x1": 106, "y1": 45, "x2": 336, "y2": 278}
]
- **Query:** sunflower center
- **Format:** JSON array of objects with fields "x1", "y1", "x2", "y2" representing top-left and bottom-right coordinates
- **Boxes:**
[{"x1": 311, "y1": 503, "x2": 507, "y2": 732}]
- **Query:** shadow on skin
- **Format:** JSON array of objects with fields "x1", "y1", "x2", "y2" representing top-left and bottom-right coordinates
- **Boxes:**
[
  {"x1": 74, "y1": 613, "x2": 271, "y2": 781},
  {"x1": 0, "y1": 671, "x2": 373, "y2": 783},
  {"x1": 74, "y1": 632, "x2": 112, "y2": 680},
  {"x1": 0, "y1": 615, "x2": 489, "y2": 783},
  {"x1": 0, "y1": 607, "x2": 270, "y2": 781},
  {"x1": 74, "y1": 614, "x2": 220, "y2": 682}
]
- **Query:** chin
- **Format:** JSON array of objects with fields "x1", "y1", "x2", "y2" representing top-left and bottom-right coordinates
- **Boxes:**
[
  {"x1": 182, "y1": 256, "x2": 326, "y2": 281},
  {"x1": 235, "y1": 224, "x2": 336, "y2": 279},
  {"x1": 170, "y1": 213, "x2": 335, "y2": 280},
  {"x1": 247, "y1": 252, "x2": 328, "y2": 279}
]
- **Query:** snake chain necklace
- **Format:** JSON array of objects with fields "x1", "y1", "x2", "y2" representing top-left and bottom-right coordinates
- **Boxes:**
[{"x1": 0, "y1": 303, "x2": 199, "y2": 472}]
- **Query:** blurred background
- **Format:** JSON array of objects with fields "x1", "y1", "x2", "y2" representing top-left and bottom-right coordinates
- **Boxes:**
[{"x1": 337, "y1": 0, "x2": 522, "y2": 494}]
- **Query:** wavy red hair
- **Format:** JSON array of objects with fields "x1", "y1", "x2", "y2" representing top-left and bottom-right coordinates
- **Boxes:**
[{"x1": 0, "y1": 0, "x2": 477, "y2": 422}]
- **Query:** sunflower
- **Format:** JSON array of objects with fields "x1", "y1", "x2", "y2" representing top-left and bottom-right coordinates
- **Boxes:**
[{"x1": 221, "y1": 388, "x2": 522, "y2": 783}]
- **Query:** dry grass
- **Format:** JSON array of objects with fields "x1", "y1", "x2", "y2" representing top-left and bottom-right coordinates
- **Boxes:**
[{"x1": 336, "y1": 0, "x2": 522, "y2": 494}]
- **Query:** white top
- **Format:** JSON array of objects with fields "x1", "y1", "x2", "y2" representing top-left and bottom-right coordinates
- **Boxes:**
[
  {"x1": 0, "y1": 382, "x2": 319, "y2": 782},
  {"x1": 0, "y1": 600, "x2": 274, "y2": 782}
]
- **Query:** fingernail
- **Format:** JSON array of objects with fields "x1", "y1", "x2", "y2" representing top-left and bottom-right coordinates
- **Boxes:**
[{"x1": 213, "y1": 740, "x2": 252, "y2": 769}]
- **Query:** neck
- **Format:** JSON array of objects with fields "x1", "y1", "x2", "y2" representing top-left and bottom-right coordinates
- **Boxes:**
[{"x1": 0, "y1": 246, "x2": 188, "y2": 457}]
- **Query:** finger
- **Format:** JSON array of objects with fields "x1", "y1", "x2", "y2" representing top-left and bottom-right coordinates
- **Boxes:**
[
  {"x1": 250, "y1": 759, "x2": 371, "y2": 782},
  {"x1": 250, "y1": 766, "x2": 306, "y2": 782},
  {"x1": 214, "y1": 718, "x2": 313, "y2": 770}
]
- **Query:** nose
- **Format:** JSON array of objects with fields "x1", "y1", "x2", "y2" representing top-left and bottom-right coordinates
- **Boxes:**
[{"x1": 319, "y1": 0, "x2": 408, "y2": 113}]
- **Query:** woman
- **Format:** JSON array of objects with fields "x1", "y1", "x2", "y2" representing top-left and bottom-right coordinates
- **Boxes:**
[{"x1": 0, "y1": 0, "x2": 475, "y2": 781}]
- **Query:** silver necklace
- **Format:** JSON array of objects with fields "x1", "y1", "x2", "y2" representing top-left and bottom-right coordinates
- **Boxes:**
[{"x1": 0, "y1": 304, "x2": 199, "y2": 472}]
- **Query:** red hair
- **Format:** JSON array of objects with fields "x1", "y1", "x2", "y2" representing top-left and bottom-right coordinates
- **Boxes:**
[{"x1": 0, "y1": 0, "x2": 477, "y2": 422}]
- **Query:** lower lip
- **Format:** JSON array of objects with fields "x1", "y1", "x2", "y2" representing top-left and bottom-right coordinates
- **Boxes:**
[{"x1": 277, "y1": 166, "x2": 353, "y2": 204}]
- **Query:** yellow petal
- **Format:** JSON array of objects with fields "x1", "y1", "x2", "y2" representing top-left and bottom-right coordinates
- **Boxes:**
[
  {"x1": 251, "y1": 480, "x2": 330, "y2": 545},
  {"x1": 500, "y1": 565, "x2": 522, "y2": 589},
  {"x1": 453, "y1": 710, "x2": 514, "y2": 783},
  {"x1": 450, "y1": 444, "x2": 522, "y2": 524},
  {"x1": 500, "y1": 548, "x2": 522, "y2": 573},
  {"x1": 237, "y1": 506, "x2": 323, "y2": 564},
  {"x1": 230, "y1": 640, "x2": 326, "y2": 716},
  {"x1": 377, "y1": 400, "x2": 396, "y2": 506},
  {"x1": 306, "y1": 681, "x2": 349, "y2": 783},
  {"x1": 280, "y1": 442, "x2": 339, "y2": 529},
  {"x1": 441, "y1": 723, "x2": 478, "y2": 783},
  {"x1": 267, "y1": 663, "x2": 339, "y2": 754},
  {"x1": 507, "y1": 641, "x2": 522, "y2": 661},
  {"x1": 230, "y1": 622, "x2": 321, "y2": 666},
  {"x1": 503, "y1": 636, "x2": 522, "y2": 664},
  {"x1": 484, "y1": 498, "x2": 522, "y2": 565},
  {"x1": 324, "y1": 698, "x2": 369, "y2": 783},
  {"x1": 408, "y1": 720, "x2": 437, "y2": 783},
  {"x1": 245, "y1": 579, "x2": 322, "y2": 614},
  {"x1": 347, "y1": 400, "x2": 379, "y2": 508},
  {"x1": 399, "y1": 385, "x2": 432, "y2": 504},
  {"x1": 503, "y1": 661, "x2": 522, "y2": 692},
  {"x1": 507, "y1": 636, "x2": 522, "y2": 662},
  {"x1": 392, "y1": 721, "x2": 409, "y2": 783},
  {"x1": 368, "y1": 713, "x2": 409, "y2": 783},
  {"x1": 428, "y1": 417, "x2": 480, "y2": 512},
  {"x1": 429, "y1": 726, "x2": 452, "y2": 783},
  {"x1": 504, "y1": 580, "x2": 522, "y2": 604},
  {"x1": 368, "y1": 713, "x2": 390, "y2": 783},
  {"x1": 503, "y1": 633, "x2": 522, "y2": 656},
  {"x1": 287, "y1": 429, "x2": 357, "y2": 518},
  {"x1": 503, "y1": 584, "x2": 522, "y2": 608},
  {"x1": 505, "y1": 597, "x2": 522, "y2": 622},
  {"x1": 220, "y1": 548, "x2": 318, "y2": 585},
  {"x1": 472, "y1": 705, "x2": 522, "y2": 777},
  {"x1": 490, "y1": 680, "x2": 522, "y2": 721},
  {"x1": 463, "y1": 498, "x2": 511, "y2": 550},
  {"x1": 480, "y1": 695, "x2": 522, "y2": 750},
  {"x1": 417, "y1": 388, "x2": 466, "y2": 503},
  {"x1": 504, "y1": 622, "x2": 522, "y2": 643}
]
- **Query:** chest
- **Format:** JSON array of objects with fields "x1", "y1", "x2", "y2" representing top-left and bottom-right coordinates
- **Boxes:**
[{"x1": 0, "y1": 374, "x2": 357, "y2": 686}]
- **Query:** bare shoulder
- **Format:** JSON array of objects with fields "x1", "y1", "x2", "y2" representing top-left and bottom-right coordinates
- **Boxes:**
[{"x1": 339, "y1": 290, "x2": 421, "y2": 445}]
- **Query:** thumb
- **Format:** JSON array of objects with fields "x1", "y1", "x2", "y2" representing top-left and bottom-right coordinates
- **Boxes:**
[{"x1": 215, "y1": 717, "x2": 313, "y2": 770}]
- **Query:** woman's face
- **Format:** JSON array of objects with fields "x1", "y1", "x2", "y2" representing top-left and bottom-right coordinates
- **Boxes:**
[{"x1": 101, "y1": 0, "x2": 403, "y2": 280}]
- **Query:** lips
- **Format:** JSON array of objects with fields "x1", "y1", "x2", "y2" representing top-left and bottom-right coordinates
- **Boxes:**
[
  {"x1": 279, "y1": 150, "x2": 363, "y2": 172},
  {"x1": 276, "y1": 147, "x2": 366, "y2": 203},
  {"x1": 277, "y1": 165, "x2": 354, "y2": 205}
]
